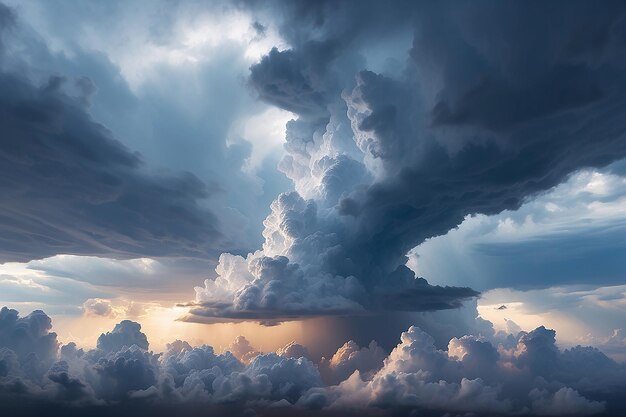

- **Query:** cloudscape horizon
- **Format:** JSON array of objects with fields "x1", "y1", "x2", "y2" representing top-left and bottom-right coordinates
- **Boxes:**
[{"x1": 1, "y1": 1, "x2": 626, "y2": 416}]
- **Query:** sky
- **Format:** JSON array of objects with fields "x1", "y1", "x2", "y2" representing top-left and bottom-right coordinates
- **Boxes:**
[{"x1": 1, "y1": 1, "x2": 626, "y2": 416}]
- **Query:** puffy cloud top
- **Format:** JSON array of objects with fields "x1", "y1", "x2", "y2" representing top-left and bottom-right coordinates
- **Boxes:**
[
  {"x1": 188, "y1": 0, "x2": 626, "y2": 323},
  {"x1": 96, "y1": 320, "x2": 149, "y2": 352},
  {"x1": 1, "y1": 305, "x2": 626, "y2": 416},
  {"x1": 0, "y1": 307, "x2": 59, "y2": 378}
]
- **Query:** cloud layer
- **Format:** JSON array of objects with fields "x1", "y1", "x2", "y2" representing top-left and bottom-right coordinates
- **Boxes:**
[
  {"x1": 2, "y1": 306, "x2": 626, "y2": 416},
  {"x1": 0, "y1": 3, "x2": 231, "y2": 262}
]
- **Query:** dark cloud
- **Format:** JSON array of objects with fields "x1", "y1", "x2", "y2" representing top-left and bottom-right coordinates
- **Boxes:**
[
  {"x1": 46, "y1": 361, "x2": 93, "y2": 403},
  {"x1": 249, "y1": 45, "x2": 336, "y2": 118},
  {"x1": 93, "y1": 346, "x2": 160, "y2": 401},
  {"x1": 251, "y1": 21, "x2": 266, "y2": 38},
  {"x1": 0, "y1": 307, "x2": 59, "y2": 378},
  {"x1": 3, "y1": 1, "x2": 626, "y2": 414},
  {"x1": 187, "y1": 0, "x2": 626, "y2": 322},
  {"x1": 0, "y1": 68, "x2": 227, "y2": 262},
  {"x1": 0, "y1": 0, "x2": 295, "y2": 264},
  {"x1": 318, "y1": 340, "x2": 385, "y2": 385},
  {"x1": 345, "y1": 0, "x2": 626, "y2": 275}
]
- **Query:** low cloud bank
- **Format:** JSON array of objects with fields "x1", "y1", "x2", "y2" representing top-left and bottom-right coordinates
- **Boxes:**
[{"x1": 1, "y1": 306, "x2": 625, "y2": 416}]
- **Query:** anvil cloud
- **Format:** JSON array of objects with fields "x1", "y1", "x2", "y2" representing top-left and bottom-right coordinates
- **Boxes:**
[{"x1": 189, "y1": 0, "x2": 626, "y2": 321}]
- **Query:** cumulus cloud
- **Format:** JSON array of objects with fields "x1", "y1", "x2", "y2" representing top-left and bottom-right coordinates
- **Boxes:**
[
  {"x1": 276, "y1": 341, "x2": 310, "y2": 360},
  {"x1": 82, "y1": 299, "x2": 114, "y2": 317},
  {"x1": 226, "y1": 336, "x2": 261, "y2": 364},
  {"x1": 0, "y1": 307, "x2": 59, "y2": 379},
  {"x1": 0, "y1": 0, "x2": 299, "y2": 264},
  {"x1": 2, "y1": 305, "x2": 626, "y2": 416},
  {"x1": 530, "y1": 387, "x2": 606, "y2": 416},
  {"x1": 95, "y1": 320, "x2": 149, "y2": 352},
  {"x1": 312, "y1": 323, "x2": 622, "y2": 416},
  {"x1": 319, "y1": 340, "x2": 385, "y2": 385},
  {"x1": 186, "y1": 0, "x2": 626, "y2": 323}
]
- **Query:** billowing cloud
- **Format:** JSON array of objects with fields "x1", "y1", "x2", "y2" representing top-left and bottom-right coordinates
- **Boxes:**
[
  {"x1": 0, "y1": 307, "x2": 59, "y2": 378},
  {"x1": 530, "y1": 387, "x2": 606, "y2": 417},
  {"x1": 410, "y1": 166, "x2": 626, "y2": 292},
  {"x1": 276, "y1": 341, "x2": 310, "y2": 360},
  {"x1": 2, "y1": 1, "x2": 626, "y2": 415},
  {"x1": 226, "y1": 336, "x2": 261, "y2": 364},
  {"x1": 478, "y1": 284, "x2": 626, "y2": 362},
  {"x1": 187, "y1": 0, "x2": 626, "y2": 323},
  {"x1": 319, "y1": 340, "x2": 385, "y2": 385},
  {"x1": 2, "y1": 305, "x2": 625, "y2": 416},
  {"x1": 95, "y1": 320, "x2": 149, "y2": 352}
]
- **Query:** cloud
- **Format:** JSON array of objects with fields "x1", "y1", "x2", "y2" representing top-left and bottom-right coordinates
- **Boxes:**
[
  {"x1": 0, "y1": 0, "x2": 300, "y2": 265},
  {"x1": 530, "y1": 387, "x2": 606, "y2": 416},
  {"x1": 95, "y1": 320, "x2": 149, "y2": 352},
  {"x1": 0, "y1": 67, "x2": 228, "y2": 262},
  {"x1": 410, "y1": 166, "x2": 626, "y2": 291},
  {"x1": 314, "y1": 323, "x2": 621, "y2": 416},
  {"x1": 2, "y1": 2, "x2": 626, "y2": 415},
  {"x1": 5, "y1": 0, "x2": 301, "y2": 253},
  {"x1": 226, "y1": 336, "x2": 261, "y2": 364},
  {"x1": 2, "y1": 305, "x2": 626, "y2": 415},
  {"x1": 0, "y1": 254, "x2": 217, "y2": 319},
  {"x1": 92, "y1": 345, "x2": 160, "y2": 401},
  {"x1": 478, "y1": 284, "x2": 626, "y2": 361},
  {"x1": 82, "y1": 299, "x2": 113, "y2": 317},
  {"x1": 184, "y1": 0, "x2": 626, "y2": 323},
  {"x1": 0, "y1": 307, "x2": 59, "y2": 378},
  {"x1": 189, "y1": 190, "x2": 478, "y2": 322},
  {"x1": 319, "y1": 340, "x2": 385, "y2": 385},
  {"x1": 244, "y1": 353, "x2": 322, "y2": 403}
]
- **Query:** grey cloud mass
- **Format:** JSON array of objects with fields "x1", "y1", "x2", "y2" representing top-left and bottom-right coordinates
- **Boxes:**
[
  {"x1": 2, "y1": 306, "x2": 626, "y2": 416},
  {"x1": 0, "y1": 4, "x2": 226, "y2": 262},
  {"x1": 0, "y1": 0, "x2": 292, "y2": 264},
  {"x1": 2, "y1": 1, "x2": 626, "y2": 415},
  {"x1": 189, "y1": 0, "x2": 626, "y2": 322}
]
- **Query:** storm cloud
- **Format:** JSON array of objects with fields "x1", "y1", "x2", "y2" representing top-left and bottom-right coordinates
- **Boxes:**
[
  {"x1": 0, "y1": 0, "x2": 290, "y2": 264},
  {"x1": 2, "y1": 1, "x2": 626, "y2": 414},
  {"x1": 188, "y1": 0, "x2": 626, "y2": 322},
  {"x1": 0, "y1": 65, "x2": 226, "y2": 262}
]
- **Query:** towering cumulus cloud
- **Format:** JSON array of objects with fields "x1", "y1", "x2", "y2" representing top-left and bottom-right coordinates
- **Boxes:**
[
  {"x1": 189, "y1": 0, "x2": 626, "y2": 322},
  {"x1": 2, "y1": 306, "x2": 626, "y2": 416}
]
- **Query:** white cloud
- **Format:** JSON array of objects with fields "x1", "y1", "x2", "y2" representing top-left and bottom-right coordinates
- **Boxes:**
[{"x1": 478, "y1": 284, "x2": 626, "y2": 361}]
